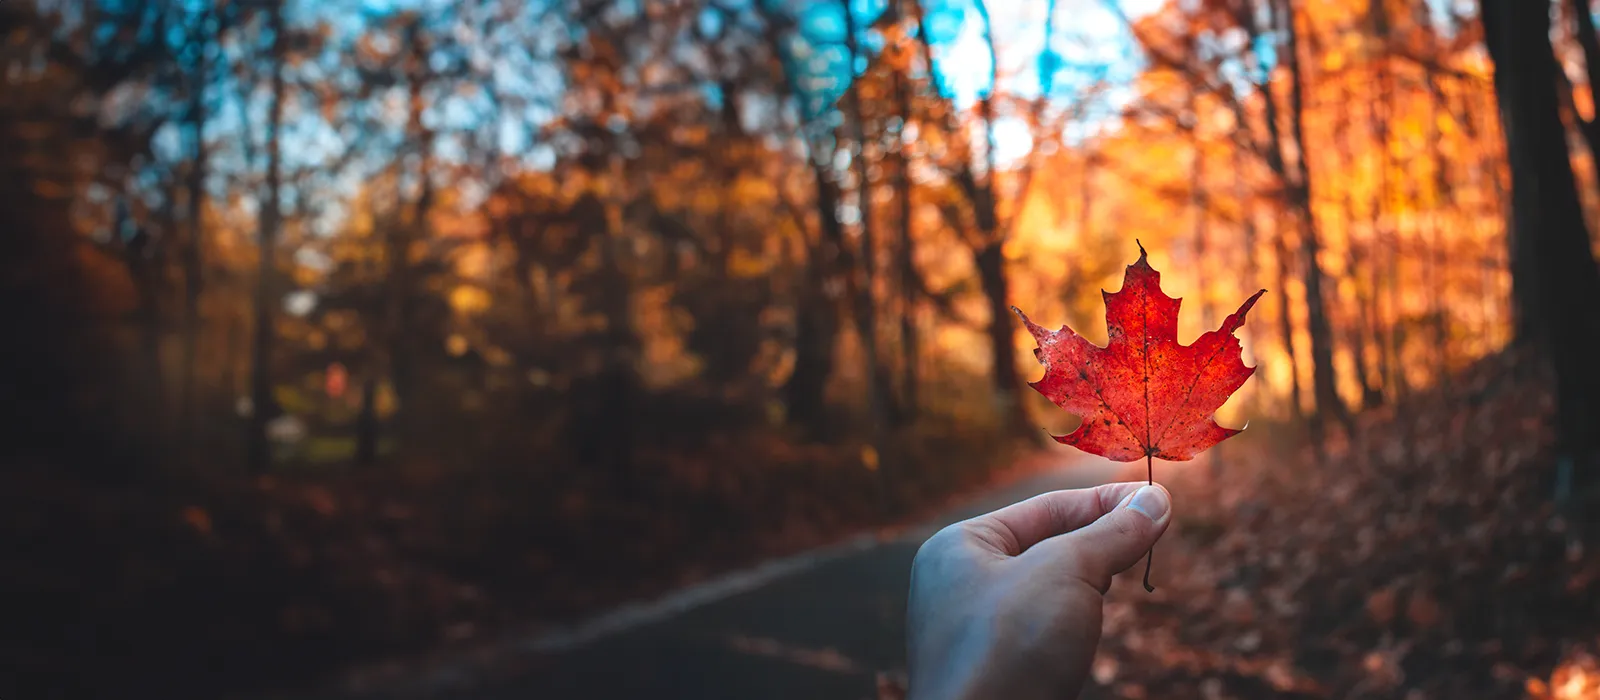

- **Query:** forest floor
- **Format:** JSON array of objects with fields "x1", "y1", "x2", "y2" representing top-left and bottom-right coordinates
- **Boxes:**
[
  {"x1": 0, "y1": 411, "x2": 1038, "y2": 700},
  {"x1": 297, "y1": 350, "x2": 1597, "y2": 700},
  {"x1": 1082, "y1": 349, "x2": 1600, "y2": 699},
  {"x1": 8, "y1": 350, "x2": 1598, "y2": 700}
]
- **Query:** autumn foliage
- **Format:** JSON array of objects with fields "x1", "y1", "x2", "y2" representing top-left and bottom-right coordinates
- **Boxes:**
[
  {"x1": 1015, "y1": 244, "x2": 1264, "y2": 463},
  {"x1": 1086, "y1": 352, "x2": 1600, "y2": 699},
  {"x1": 4, "y1": 0, "x2": 1600, "y2": 696}
]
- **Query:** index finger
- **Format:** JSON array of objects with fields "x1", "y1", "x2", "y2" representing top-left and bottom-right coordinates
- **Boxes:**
[{"x1": 962, "y1": 482, "x2": 1146, "y2": 556}]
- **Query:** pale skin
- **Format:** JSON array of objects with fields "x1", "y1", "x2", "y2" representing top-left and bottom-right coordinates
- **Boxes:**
[{"x1": 906, "y1": 481, "x2": 1173, "y2": 700}]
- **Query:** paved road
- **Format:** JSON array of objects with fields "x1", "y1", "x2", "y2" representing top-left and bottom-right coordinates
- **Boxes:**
[{"x1": 338, "y1": 456, "x2": 1126, "y2": 700}]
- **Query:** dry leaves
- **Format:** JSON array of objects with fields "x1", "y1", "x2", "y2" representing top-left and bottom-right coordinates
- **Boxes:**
[{"x1": 1082, "y1": 351, "x2": 1600, "y2": 699}]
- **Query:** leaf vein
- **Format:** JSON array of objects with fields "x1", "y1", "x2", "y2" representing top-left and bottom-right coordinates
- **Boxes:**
[{"x1": 1150, "y1": 336, "x2": 1235, "y2": 456}]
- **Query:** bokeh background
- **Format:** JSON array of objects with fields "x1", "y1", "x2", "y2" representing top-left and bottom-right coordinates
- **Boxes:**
[{"x1": 3, "y1": 0, "x2": 1600, "y2": 697}]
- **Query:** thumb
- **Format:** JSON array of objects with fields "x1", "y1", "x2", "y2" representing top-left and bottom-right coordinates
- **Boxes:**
[{"x1": 1034, "y1": 484, "x2": 1173, "y2": 594}]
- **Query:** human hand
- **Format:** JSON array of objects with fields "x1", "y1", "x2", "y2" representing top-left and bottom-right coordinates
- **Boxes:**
[{"x1": 906, "y1": 482, "x2": 1173, "y2": 700}]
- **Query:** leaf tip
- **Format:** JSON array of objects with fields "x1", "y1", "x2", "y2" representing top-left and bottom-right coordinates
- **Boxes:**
[
  {"x1": 1135, "y1": 238, "x2": 1148, "y2": 259},
  {"x1": 1011, "y1": 306, "x2": 1037, "y2": 332}
]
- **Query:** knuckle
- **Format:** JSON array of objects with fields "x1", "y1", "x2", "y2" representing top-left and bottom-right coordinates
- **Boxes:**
[
  {"x1": 960, "y1": 519, "x2": 1016, "y2": 553},
  {"x1": 915, "y1": 523, "x2": 965, "y2": 562}
]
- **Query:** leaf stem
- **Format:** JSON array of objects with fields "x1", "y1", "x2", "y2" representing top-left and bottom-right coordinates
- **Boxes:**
[{"x1": 1142, "y1": 453, "x2": 1155, "y2": 592}]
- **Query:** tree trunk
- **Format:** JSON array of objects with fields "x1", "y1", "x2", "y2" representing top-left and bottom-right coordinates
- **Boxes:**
[
  {"x1": 1334, "y1": 81, "x2": 1383, "y2": 409},
  {"x1": 1244, "y1": 0, "x2": 1313, "y2": 425},
  {"x1": 786, "y1": 252, "x2": 839, "y2": 436},
  {"x1": 355, "y1": 375, "x2": 378, "y2": 466},
  {"x1": 1347, "y1": 234, "x2": 1384, "y2": 409},
  {"x1": 1564, "y1": 0, "x2": 1600, "y2": 196},
  {"x1": 975, "y1": 240, "x2": 1024, "y2": 425},
  {"x1": 566, "y1": 176, "x2": 641, "y2": 482},
  {"x1": 128, "y1": 220, "x2": 168, "y2": 437},
  {"x1": 1189, "y1": 117, "x2": 1219, "y2": 477},
  {"x1": 1273, "y1": 210, "x2": 1305, "y2": 421},
  {"x1": 388, "y1": 17, "x2": 432, "y2": 411},
  {"x1": 1421, "y1": 69, "x2": 1451, "y2": 387},
  {"x1": 1278, "y1": 0, "x2": 1348, "y2": 434},
  {"x1": 1364, "y1": 0, "x2": 1403, "y2": 401},
  {"x1": 1369, "y1": 79, "x2": 1397, "y2": 401},
  {"x1": 1189, "y1": 97, "x2": 1214, "y2": 329},
  {"x1": 785, "y1": 166, "x2": 843, "y2": 437},
  {"x1": 758, "y1": 6, "x2": 843, "y2": 440},
  {"x1": 893, "y1": 66, "x2": 919, "y2": 425},
  {"x1": 246, "y1": 0, "x2": 286, "y2": 474},
  {"x1": 180, "y1": 7, "x2": 209, "y2": 444},
  {"x1": 1481, "y1": 0, "x2": 1600, "y2": 499},
  {"x1": 221, "y1": 308, "x2": 243, "y2": 408},
  {"x1": 841, "y1": 1, "x2": 897, "y2": 444},
  {"x1": 971, "y1": 1, "x2": 1025, "y2": 432},
  {"x1": 600, "y1": 155, "x2": 640, "y2": 484},
  {"x1": 1234, "y1": 153, "x2": 1257, "y2": 286}
]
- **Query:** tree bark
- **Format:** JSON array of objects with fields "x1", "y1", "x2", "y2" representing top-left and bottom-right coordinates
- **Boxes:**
[
  {"x1": 125, "y1": 208, "x2": 168, "y2": 437},
  {"x1": 1272, "y1": 210, "x2": 1305, "y2": 421},
  {"x1": 841, "y1": 1, "x2": 896, "y2": 442},
  {"x1": 974, "y1": 239, "x2": 1022, "y2": 421},
  {"x1": 1420, "y1": 65, "x2": 1452, "y2": 387},
  {"x1": 785, "y1": 168, "x2": 843, "y2": 437},
  {"x1": 1346, "y1": 233, "x2": 1384, "y2": 409},
  {"x1": 1189, "y1": 93, "x2": 1214, "y2": 329},
  {"x1": 355, "y1": 375, "x2": 378, "y2": 465},
  {"x1": 180, "y1": 7, "x2": 209, "y2": 444},
  {"x1": 1481, "y1": 0, "x2": 1600, "y2": 498},
  {"x1": 599, "y1": 155, "x2": 640, "y2": 484},
  {"x1": 1367, "y1": 45, "x2": 1399, "y2": 401},
  {"x1": 246, "y1": 0, "x2": 286, "y2": 474},
  {"x1": 1277, "y1": 0, "x2": 1349, "y2": 434},
  {"x1": 1565, "y1": 0, "x2": 1600, "y2": 193},
  {"x1": 893, "y1": 66, "x2": 919, "y2": 424},
  {"x1": 1334, "y1": 81, "x2": 1383, "y2": 409},
  {"x1": 970, "y1": 0, "x2": 1026, "y2": 431},
  {"x1": 757, "y1": 5, "x2": 842, "y2": 440},
  {"x1": 389, "y1": 17, "x2": 433, "y2": 410}
]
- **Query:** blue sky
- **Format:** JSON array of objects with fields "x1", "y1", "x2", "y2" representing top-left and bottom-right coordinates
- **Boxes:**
[
  {"x1": 768, "y1": 0, "x2": 1155, "y2": 164},
  {"x1": 146, "y1": 0, "x2": 1160, "y2": 241},
  {"x1": 777, "y1": 0, "x2": 1151, "y2": 110}
]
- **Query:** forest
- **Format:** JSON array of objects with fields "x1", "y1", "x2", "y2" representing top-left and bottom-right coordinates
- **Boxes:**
[{"x1": 3, "y1": 0, "x2": 1600, "y2": 697}]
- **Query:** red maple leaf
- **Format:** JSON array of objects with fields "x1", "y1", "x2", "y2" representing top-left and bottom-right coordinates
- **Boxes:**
[
  {"x1": 1013, "y1": 244, "x2": 1265, "y2": 462},
  {"x1": 1014, "y1": 243, "x2": 1263, "y2": 591}
]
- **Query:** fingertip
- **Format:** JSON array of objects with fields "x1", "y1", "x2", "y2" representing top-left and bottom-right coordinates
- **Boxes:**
[
  {"x1": 1037, "y1": 485, "x2": 1173, "y2": 592},
  {"x1": 1124, "y1": 484, "x2": 1171, "y2": 523}
]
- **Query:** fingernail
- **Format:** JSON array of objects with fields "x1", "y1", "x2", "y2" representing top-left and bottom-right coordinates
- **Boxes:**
[{"x1": 1126, "y1": 485, "x2": 1169, "y2": 522}]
